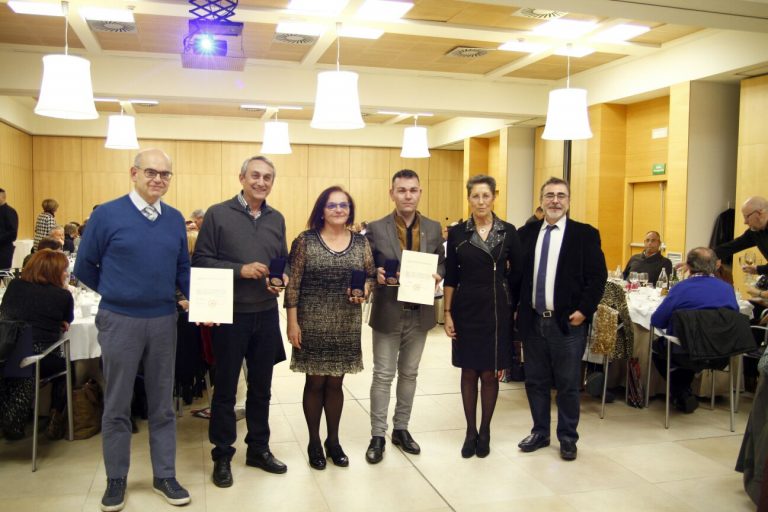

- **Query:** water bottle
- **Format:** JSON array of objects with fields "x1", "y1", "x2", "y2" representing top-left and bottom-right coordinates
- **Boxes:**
[{"x1": 656, "y1": 267, "x2": 668, "y2": 295}]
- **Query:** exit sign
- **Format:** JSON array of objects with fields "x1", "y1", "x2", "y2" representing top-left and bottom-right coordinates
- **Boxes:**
[{"x1": 652, "y1": 163, "x2": 666, "y2": 175}]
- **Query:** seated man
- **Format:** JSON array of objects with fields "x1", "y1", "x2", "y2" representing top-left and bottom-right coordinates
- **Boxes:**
[
  {"x1": 623, "y1": 230, "x2": 673, "y2": 284},
  {"x1": 650, "y1": 247, "x2": 738, "y2": 413}
]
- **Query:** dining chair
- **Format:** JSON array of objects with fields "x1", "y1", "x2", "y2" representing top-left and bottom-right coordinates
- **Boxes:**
[{"x1": 1, "y1": 323, "x2": 73, "y2": 471}]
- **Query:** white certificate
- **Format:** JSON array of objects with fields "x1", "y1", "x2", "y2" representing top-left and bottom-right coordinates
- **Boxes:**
[
  {"x1": 189, "y1": 267, "x2": 233, "y2": 324},
  {"x1": 397, "y1": 250, "x2": 439, "y2": 306}
]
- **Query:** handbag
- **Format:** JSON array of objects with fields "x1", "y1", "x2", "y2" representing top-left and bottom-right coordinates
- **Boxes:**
[{"x1": 70, "y1": 379, "x2": 103, "y2": 440}]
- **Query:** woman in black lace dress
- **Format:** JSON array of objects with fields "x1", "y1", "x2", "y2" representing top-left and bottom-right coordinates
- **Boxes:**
[{"x1": 285, "y1": 186, "x2": 375, "y2": 470}]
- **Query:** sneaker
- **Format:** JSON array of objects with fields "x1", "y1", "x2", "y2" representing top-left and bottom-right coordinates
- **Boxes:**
[
  {"x1": 152, "y1": 477, "x2": 191, "y2": 506},
  {"x1": 100, "y1": 477, "x2": 127, "y2": 512}
]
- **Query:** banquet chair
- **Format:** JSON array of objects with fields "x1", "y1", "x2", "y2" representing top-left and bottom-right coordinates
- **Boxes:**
[
  {"x1": 735, "y1": 319, "x2": 768, "y2": 411},
  {"x1": 585, "y1": 304, "x2": 627, "y2": 419},
  {"x1": 0, "y1": 323, "x2": 73, "y2": 471}
]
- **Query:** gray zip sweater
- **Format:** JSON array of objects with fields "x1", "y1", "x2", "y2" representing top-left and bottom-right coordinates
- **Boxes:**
[{"x1": 192, "y1": 195, "x2": 288, "y2": 313}]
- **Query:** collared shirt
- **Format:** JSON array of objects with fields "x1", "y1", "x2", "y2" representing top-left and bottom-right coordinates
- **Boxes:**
[
  {"x1": 394, "y1": 210, "x2": 420, "y2": 251},
  {"x1": 237, "y1": 191, "x2": 262, "y2": 220},
  {"x1": 129, "y1": 189, "x2": 162, "y2": 216},
  {"x1": 532, "y1": 215, "x2": 567, "y2": 311}
]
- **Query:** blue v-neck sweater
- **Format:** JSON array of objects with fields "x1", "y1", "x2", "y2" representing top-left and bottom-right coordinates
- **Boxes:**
[{"x1": 74, "y1": 195, "x2": 190, "y2": 318}]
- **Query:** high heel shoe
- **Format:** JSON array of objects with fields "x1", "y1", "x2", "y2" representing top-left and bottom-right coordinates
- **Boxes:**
[
  {"x1": 461, "y1": 435, "x2": 477, "y2": 458},
  {"x1": 476, "y1": 433, "x2": 490, "y2": 458},
  {"x1": 324, "y1": 440, "x2": 350, "y2": 467},
  {"x1": 307, "y1": 444, "x2": 326, "y2": 470}
]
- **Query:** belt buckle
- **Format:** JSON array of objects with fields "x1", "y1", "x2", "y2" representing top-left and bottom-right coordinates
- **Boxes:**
[{"x1": 542, "y1": 310, "x2": 553, "y2": 318}]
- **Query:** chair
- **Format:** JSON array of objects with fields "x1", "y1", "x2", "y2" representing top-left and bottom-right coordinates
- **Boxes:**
[
  {"x1": 646, "y1": 308, "x2": 754, "y2": 431},
  {"x1": 585, "y1": 304, "x2": 627, "y2": 419},
  {"x1": 735, "y1": 312, "x2": 768, "y2": 411},
  {"x1": 1, "y1": 323, "x2": 73, "y2": 471}
]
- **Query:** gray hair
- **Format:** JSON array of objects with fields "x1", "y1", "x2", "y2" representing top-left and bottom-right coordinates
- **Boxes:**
[
  {"x1": 240, "y1": 156, "x2": 276, "y2": 178},
  {"x1": 686, "y1": 247, "x2": 717, "y2": 275},
  {"x1": 539, "y1": 176, "x2": 570, "y2": 200},
  {"x1": 466, "y1": 175, "x2": 496, "y2": 196},
  {"x1": 133, "y1": 148, "x2": 173, "y2": 171},
  {"x1": 191, "y1": 209, "x2": 205, "y2": 219}
]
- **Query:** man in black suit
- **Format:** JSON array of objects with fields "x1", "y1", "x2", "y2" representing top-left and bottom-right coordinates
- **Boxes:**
[
  {"x1": 516, "y1": 177, "x2": 607, "y2": 461},
  {"x1": 0, "y1": 188, "x2": 18, "y2": 269}
]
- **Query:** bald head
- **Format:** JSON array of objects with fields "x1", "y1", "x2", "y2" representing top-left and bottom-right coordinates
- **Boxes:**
[
  {"x1": 686, "y1": 247, "x2": 717, "y2": 275},
  {"x1": 134, "y1": 148, "x2": 172, "y2": 171},
  {"x1": 741, "y1": 196, "x2": 768, "y2": 231}
]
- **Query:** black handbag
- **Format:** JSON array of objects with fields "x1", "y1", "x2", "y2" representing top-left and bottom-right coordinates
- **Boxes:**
[{"x1": 0, "y1": 320, "x2": 26, "y2": 363}]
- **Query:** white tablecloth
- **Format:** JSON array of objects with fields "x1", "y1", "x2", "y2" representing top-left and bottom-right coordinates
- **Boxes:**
[
  {"x1": 11, "y1": 239, "x2": 33, "y2": 269},
  {"x1": 68, "y1": 293, "x2": 100, "y2": 361},
  {"x1": 627, "y1": 286, "x2": 754, "y2": 328}
]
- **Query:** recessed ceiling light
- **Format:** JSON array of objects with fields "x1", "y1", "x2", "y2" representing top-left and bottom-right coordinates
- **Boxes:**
[
  {"x1": 554, "y1": 45, "x2": 595, "y2": 58},
  {"x1": 498, "y1": 39, "x2": 548, "y2": 53},
  {"x1": 275, "y1": 22, "x2": 325, "y2": 37},
  {"x1": 240, "y1": 104, "x2": 267, "y2": 110},
  {"x1": 129, "y1": 99, "x2": 159, "y2": 106},
  {"x1": 377, "y1": 110, "x2": 433, "y2": 116},
  {"x1": 356, "y1": 0, "x2": 414, "y2": 21},
  {"x1": 7, "y1": 1, "x2": 64, "y2": 16},
  {"x1": 275, "y1": 105, "x2": 303, "y2": 110},
  {"x1": 532, "y1": 19, "x2": 597, "y2": 39},
  {"x1": 592, "y1": 24, "x2": 651, "y2": 43},
  {"x1": 287, "y1": 0, "x2": 348, "y2": 15},
  {"x1": 80, "y1": 7, "x2": 134, "y2": 23},
  {"x1": 338, "y1": 26, "x2": 384, "y2": 39}
]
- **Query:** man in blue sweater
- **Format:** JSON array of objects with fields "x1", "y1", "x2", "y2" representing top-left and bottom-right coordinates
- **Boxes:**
[
  {"x1": 651, "y1": 247, "x2": 738, "y2": 413},
  {"x1": 75, "y1": 148, "x2": 191, "y2": 512}
]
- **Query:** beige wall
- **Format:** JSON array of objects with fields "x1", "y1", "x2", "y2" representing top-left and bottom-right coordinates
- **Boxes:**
[{"x1": 8, "y1": 131, "x2": 465, "y2": 244}]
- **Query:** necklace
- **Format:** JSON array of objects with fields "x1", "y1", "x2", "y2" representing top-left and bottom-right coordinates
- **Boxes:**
[{"x1": 477, "y1": 224, "x2": 492, "y2": 234}]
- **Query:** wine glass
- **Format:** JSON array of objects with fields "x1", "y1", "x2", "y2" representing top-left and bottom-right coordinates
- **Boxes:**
[
  {"x1": 745, "y1": 250, "x2": 756, "y2": 267},
  {"x1": 628, "y1": 272, "x2": 639, "y2": 291},
  {"x1": 638, "y1": 272, "x2": 649, "y2": 288}
]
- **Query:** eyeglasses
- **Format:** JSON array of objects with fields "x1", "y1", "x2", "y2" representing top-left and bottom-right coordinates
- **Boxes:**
[
  {"x1": 543, "y1": 192, "x2": 569, "y2": 201},
  {"x1": 325, "y1": 202, "x2": 350, "y2": 211},
  {"x1": 137, "y1": 167, "x2": 173, "y2": 181}
]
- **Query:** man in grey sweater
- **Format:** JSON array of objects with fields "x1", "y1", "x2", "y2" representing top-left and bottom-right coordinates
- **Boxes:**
[{"x1": 192, "y1": 156, "x2": 289, "y2": 488}]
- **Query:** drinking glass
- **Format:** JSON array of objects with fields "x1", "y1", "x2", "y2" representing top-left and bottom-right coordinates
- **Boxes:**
[
  {"x1": 628, "y1": 271, "x2": 639, "y2": 291},
  {"x1": 745, "y1": 251, "x2": 756, "y2": 266},
  {"x1": 639, "y1": 272, "x2": 649, "y2": 288}
]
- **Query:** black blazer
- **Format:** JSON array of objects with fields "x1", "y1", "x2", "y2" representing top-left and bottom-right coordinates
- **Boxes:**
[{"x1": 516, "y1": 218, "x2": 607, "y2": 337}]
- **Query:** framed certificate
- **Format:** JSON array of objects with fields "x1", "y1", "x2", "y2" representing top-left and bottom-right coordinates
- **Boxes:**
[{"x1": 188, "y1": 267, "x2": 234, "y2": 324}]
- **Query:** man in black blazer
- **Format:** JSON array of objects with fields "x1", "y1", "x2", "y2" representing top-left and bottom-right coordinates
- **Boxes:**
[
  {"x1": 516, "y1": 177, "x2": 607, "y2": 461},
  {"x1": 364, "y1": 169, "x2": 445, "y2": 463},
  {"x1": 0, "y1": 188, "x2": 18, "y2": 270}
]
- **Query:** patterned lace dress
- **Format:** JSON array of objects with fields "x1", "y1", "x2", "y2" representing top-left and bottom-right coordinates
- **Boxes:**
[{"x1": 285, "y1": 230, "x2": 375, "y2": 376}]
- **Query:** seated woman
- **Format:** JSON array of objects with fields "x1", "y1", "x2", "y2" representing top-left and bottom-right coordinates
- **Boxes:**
[{"x1": 0, "y1": 249, "x2": 74, "y2": 439}]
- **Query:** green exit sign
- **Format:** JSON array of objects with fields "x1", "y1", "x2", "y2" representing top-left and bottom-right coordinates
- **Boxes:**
[{"x1": 652, "y1": 163, "x2": 666, "y2": 175}]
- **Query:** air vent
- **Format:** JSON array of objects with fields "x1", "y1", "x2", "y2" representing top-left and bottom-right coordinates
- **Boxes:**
[
  {"x1": 445, "y1": 46, "x2": 488, "y2": 58},
  {"x1": 273, "y1": 33, "x2": 318, "y2": 45},
  {"x1": 512, "y1": 8, "x2": 567, "y2": 20},
  {"x1": 86, "y1": 19, "x2": 137, "y2": 33}
]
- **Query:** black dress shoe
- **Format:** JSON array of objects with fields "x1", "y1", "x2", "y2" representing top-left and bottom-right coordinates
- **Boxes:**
[
  {"x1": 365, "y1": 436, "x2": 385, "y2": 464},
  {"x1": 461, "y1": 435, "x2": 477, "y2": 458},
  {"x1": 518, "y1": 433, "x2": 550, "y2": 453},
  {"x1": 391, "y1": 429, "x2": 421, "y2": 455},
  {"x1": 324, "y1": 440, "x2": 350, "y2": 467},
  {"x1": 307, "y1": 444, "x2": 326, "y2": 470},
  {"x1": 212, "y1": 458, "x2": 233, "y2": 488},
  {"x1": 560, "y1": 440, "x2": 577, "y2": 461},
  {"x1": 476, "y1": 433, "x2": 490, "y2": 458},
  {"x1": 246, "y1": 450, "x2": 288, "y2": 474}
]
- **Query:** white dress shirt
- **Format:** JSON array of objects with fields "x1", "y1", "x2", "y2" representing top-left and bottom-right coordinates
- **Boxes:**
[
  {"x1": 532, "y1": 215, "x2": 567, "y2": 311},
  {"x1": 129, "y1": 189, "x2": 162, "y2": 216}
]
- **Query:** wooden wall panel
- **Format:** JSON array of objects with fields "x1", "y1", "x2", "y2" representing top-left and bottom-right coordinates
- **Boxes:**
[
  {"x1": 33, "y1": 170, "x2": 83, "y2": 226},
  {"x1": 177, "y1": 141, "x2": 222, "y2": 175},
  {"x1": 349, "y1": 177, "x2": 390, "y2": 225},
  {"x1": 0, "y1": 122, "x2": 33, "y2": 238},
  {"x1": 33, "y1": 136, "x2": 81, "y2": 173},
  {"x1": 350, "y1": 147, "x2": 390, "y2": 180},
  {"x1": 664, "y1": 83, "x2": 690, "y2": 255},
  {"x1": 81, "y1": 139, "x2": 132, "y2": 174},
  {"x1": 625, "y1": 96, "x2": 669, "y2": 178},
  {"x1": 81, "y1": 173, "x2": 131, "y2": 221},
  {"x1": 428, "y1": 149, "x2": 464, "y2": 225},
  {"x1": 269, "y1": 175, "x2": 310, "y2": 243},
  {"x1": 136, "y1": 140, "x2": 178, "y2": 171},
  {"x1": 307, "y1": 146, "x2": 350, "y2": 179}
]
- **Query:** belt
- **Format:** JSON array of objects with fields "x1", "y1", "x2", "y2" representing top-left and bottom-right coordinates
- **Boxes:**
[
  {"x1": 402, "y1": 303, "x2": 420, "y2": 311},
  {"x1": 533, "y1": 308, "x2": 554, "y2": 318}
]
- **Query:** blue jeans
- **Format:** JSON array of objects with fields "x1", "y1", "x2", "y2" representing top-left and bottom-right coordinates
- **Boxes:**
[{"x1": 523, "y1": 316, "x2": 587, "y2": 442}]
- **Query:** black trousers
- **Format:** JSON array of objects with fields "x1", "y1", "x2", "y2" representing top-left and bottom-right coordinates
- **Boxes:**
[{"x1": 209, "y1": 308, "x2": 286, "y2": 461}]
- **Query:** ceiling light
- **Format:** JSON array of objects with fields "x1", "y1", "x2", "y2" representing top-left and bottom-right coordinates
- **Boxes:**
[
  {"x1": 554, "y1": 45, "x2": 594, "y2": 57},
  {"x1": 240, "y1": 104, "x2": 267, "y2": 110},
  {"x1": 275, "y1": 105, "x2": 303, "y2": 110},
  {"x1": 311, "y1": 24, "x2": 364, "y2": 130},
  {"x1": 34, "y1": 1, "x2": 97, "y2": 120},
  {"x1": 276, "y1": 21, "x2": 325, "y2": 36},
  {"x1": 287, "y1": 0, "x2": 348, "y2": 15},
  {"x1": 105, "y1": 110, "x2": 139, "y2": 150},
  {"x1": 261, "y1": 121, "x2": 292, "y2": 155},
  {"x1": 400, "y1": 116, "x2": 429, "y2": 158},
  {"x1": 338, "y1": 26, "x2": 384, "y2": 39},
  {"x1": 129, "y1": 99, "x2": 159, "y2": 106},
  {"x1": 79, "y1": 7, "x2": 134, "y2": 23},
  {"x1": 592, "y1": 24, "x2": 651, "y2": 43},
  {"x1": 498, "y1": 39, "x2": 548, "y2": 53},
  {"x1": 357, "y1": 0, "x2": 414, "y2": 20},
  {"x1": 7, "y1": 1, "x2": 64, "y2": 16},
  {"x1": 94, "y1": 97, "x2": 119, "y2": 103},
  {"x1": 532, "y1": 19, "x2": 597, "y2": 39},
  {"x1": 542, "y1": 47, "x2": 592, "y2": 141}
]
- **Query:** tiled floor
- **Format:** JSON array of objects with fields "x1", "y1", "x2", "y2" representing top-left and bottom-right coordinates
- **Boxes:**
[{"x1": 0, "y1": 311, "x2": 756, "y2": 512}]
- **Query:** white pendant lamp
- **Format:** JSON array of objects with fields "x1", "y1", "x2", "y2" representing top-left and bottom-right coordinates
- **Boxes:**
[
  {"x1": 311, "y1": 24, "x2": 364, "y2": 130},
  {"x1": 105, "y1": 110, "x2": 139, "y2": 149},
  {"x1": 400, "y1": 116, "x2": 430, "y2": 158},
  {"x1": 34, "y1": 1, "x2": 97, "y2": 120},
  {"x1": 542, "y1": 48, "x2": 592, "y2": 140},
  {"x1": 261, "y1": 116, "x2": 292, "y2": 154}
]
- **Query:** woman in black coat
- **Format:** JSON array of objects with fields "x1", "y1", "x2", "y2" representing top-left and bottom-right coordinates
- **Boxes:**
[{"x1": 443, "y1": 175, "x2": 522, "y2": 459}]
